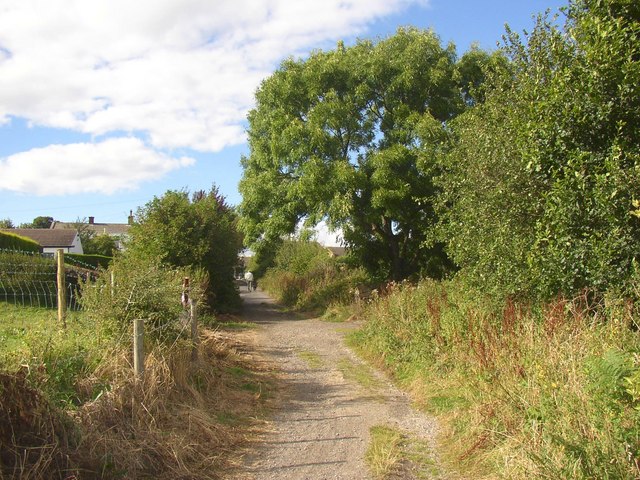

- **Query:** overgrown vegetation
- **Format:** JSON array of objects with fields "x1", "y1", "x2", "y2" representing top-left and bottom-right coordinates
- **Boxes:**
[
  {"x1": 238, "y1": 0, "x2": 640, "y2": 477},
  {"x1": 351, "y1": 279, "x2": 640, "y2": 478},
  {"x1": 440, "y1": 0, "x2": 640, "y2": 300},
  {"x1": 258, "y1": 239, "x2": 370, "y2": 312},
  {"x1": 0, "y1": 186, "x2": 258, "y2": 479},
  {"x1": 128, "y1": 186, "x2": 243, "y2": 312}
]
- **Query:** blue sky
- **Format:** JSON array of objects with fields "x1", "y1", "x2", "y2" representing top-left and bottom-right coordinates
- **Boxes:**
[{"x1": 0, "y1": 0, "x2": 567, "y2": 231}]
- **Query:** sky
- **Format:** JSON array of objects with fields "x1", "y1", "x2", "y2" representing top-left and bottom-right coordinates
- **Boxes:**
[{"x1": 0, "y1": 0, "x2": 568, "y2": 241}]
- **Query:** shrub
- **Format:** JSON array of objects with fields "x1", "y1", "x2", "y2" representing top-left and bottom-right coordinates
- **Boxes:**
[
  {"x1": 80, "y1": 252, "x2": 205, "y2": 344},
  {"x1": 0, "y1": 231, "x2": 41, "y2": 252},
  {"x1": 259, "y1": 240, "x2": 371, "y2": 311}
]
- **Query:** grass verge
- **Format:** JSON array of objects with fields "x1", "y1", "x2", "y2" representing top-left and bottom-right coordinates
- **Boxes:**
[
  {"x1": 351, "y1": 279, "x2": 640, "y2": 479},
  {"x1": 366, "y1": 425, "x2": 441, "y2": 479},
  {"x1": 0, "y1": 303, "x2": 274, "y2": 479}
]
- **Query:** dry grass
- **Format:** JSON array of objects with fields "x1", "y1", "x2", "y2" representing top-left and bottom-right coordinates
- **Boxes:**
[
  {"x1": 1, "y1": 328, "x2": 275, "y2": 479},
  {"x1": 366, "y1": 425, "x2": 403, "y2": 478},
  {"x1": 77, "y1": 329, "x2": 273, "y2": 479},
  {"x1": 352, "y1": 280, "x2": 640, "y2": 479}
]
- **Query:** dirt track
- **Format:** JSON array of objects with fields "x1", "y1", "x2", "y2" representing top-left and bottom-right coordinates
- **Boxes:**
[{"x1": 228, "y1": 288, "x2": 443, "y2": 480}]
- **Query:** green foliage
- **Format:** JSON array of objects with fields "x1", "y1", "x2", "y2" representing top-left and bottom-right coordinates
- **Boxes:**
[
  {"x1": 0, "y1": 218, "x2": 15, "y2": 229},
  {"x1": 79, "y1": 252, "x2": 201, "y2": 343},
  {"x1": 240, "y1": 28, "x2": 483, "y2": 281},
  {"x1": 352, "y1": 278, "x2": 640, "y2": 478},
  {"x1": 83, "y1": 234, "x2": 117, "y2": 257},
  {"x1": 68, "y1": 217, "x2": 96, "y2": 248},
  {"x1": 259, "y1": 240, "x2": 371, "y2": 311},
  {"x1": 66, "y1": 253, "x2": 112, "y2": 270},
  {"x1": 19, "y1": 216, "x2": 54, "y2": 229},
  {"x1": 0, "y1": 231, "x2": 41, "y2": 252},
  {"x1": 440, "y1": 1, "x2": 640, "y2": 299},
  {"x1": 127, "y1": 187, "x2": 243, "y2": 312}
]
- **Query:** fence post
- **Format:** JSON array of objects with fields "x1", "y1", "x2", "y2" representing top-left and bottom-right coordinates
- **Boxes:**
[
  {"x1": 110, "y1": 270, "x2": 115, "y2": 297},
  {"x1": 134, "y1": 319, "x2": 145, "y2": 378},
  {"x1": 57, "y1": 249, "x2": 66, "y2": 329},
  {"x1": 190, "y1": 299, "x2": 198, "y2": 361},
  {"x1": 182, "y1": 277, "x2": 190, "y2": 308}
]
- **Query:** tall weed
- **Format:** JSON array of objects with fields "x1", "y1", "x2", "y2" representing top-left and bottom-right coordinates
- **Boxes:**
[{"x1": 351, "y1": 279, "x2": 640, "y2": 479}]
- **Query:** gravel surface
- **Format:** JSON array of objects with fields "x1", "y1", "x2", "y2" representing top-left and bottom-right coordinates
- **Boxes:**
[{"x1": 228, "y1": 289, "x2": 443, "y2": 480}]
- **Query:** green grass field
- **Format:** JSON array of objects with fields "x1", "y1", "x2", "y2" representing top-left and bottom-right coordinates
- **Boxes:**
[{"x1": 0, "y1": 303, "x2": 59, "y2": 364}]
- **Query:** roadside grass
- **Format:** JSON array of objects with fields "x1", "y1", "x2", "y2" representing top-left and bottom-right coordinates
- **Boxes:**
[
  {"x1": 0, "y1": 301, "x2": 275, "y2": 479},
  {"x1": 351, "y1": 278, "x2": 640, "y2": 479},
  {"x1": 297, "y1": 349, "x2": 324, "y2": 369},
  {"x1": 337, "y1": 357, "x2": 385, "y2": 396},
  {"x1": 366, "y1": 425, "x2": 403, "y2": 478},
  {"x1": 366, "y1": 425, "x2": 440, "y2": 479}
]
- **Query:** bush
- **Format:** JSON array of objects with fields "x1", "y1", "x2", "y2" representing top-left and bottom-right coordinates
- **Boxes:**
[
  {"x1": 0, "y1": 231, "x2": 41, "y2": 252},
  {"x1": 439, "y1": 2, "x2": 640, "y2": 300},
  {"x1": 66, "y1": 253, "x2": 112, "y2": 270},
  {"x1": 259, "y1": 240, "x2": 371, "y2": 311},
  {"x1": 80, "y1": 252, "x2": 205, "y2": 344},
  {"x1": 127, "y1": 188, "x2": 242, "y2": 312}
]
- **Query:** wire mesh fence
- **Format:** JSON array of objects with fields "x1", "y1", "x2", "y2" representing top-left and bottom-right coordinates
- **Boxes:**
[{"x1": 0, "y1": 249, "x2": 97, "y2": 309}]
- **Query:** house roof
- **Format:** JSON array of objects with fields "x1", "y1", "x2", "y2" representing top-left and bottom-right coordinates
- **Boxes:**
[
  {"x1": 2, "y1": 229, "x2": 78, "y2": 247},
  {"x1": 51, "y1": 221, "x2": 131, "y2": 236},
  {"x1": 326, "y1": 246, "x2": 346, "y2": 257}
]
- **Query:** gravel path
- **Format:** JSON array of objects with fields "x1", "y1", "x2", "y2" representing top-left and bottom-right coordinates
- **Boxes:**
[{"x1": 228, "y1": 289, "x2": 443, "y2": 480}]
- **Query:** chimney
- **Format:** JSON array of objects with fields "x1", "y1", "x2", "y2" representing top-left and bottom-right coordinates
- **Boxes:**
[
  {"x1": 128, "y1": 210, "x2": 134, "y2": 225},
  {"x1": 88, "y1": 216, "x2": 95, "y2": 225}
]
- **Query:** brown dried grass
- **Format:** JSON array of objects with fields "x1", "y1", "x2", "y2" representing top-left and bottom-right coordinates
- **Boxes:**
[{"x1": 1, "y1": 329, "x2": 272, "y2": 480}]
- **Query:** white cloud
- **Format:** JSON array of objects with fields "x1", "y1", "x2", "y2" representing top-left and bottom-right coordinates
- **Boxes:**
[
  {"x1": 0, "y1": 0, "x2": 426, "y2": 193},
  {"x1": 313, "y1": 220, "x2": 344, "y2": 247},
  {"x1": 0, "y1": 0, "x2": 425, "y2": 151},
  {"x1": 0, "y1": 137, "x2": 195, "y2": 195}
]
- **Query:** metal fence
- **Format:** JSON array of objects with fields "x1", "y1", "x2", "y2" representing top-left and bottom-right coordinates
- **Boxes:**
[{"x1": 0, "y1": 249, "x2": 97, "y2": 309}]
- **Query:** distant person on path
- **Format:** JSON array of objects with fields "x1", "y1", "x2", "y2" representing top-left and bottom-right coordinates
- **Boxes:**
[{"x1": 244, "y1": 271, "x2": 254, "y2": 291}]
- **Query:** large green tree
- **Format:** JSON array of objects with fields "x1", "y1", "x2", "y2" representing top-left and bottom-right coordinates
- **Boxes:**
[
  {"x1": 0, "y1": 218, "x2": 14, "y2": 229},
  {"x1": 240, "y1": 28, "x2": 489, "y2": 281},
  {"x1": 127, "y1": 187, "x2": 243, "y2": 311},
  {"x1": 440, "y1": 0, "x2": 640, "y2": 299},
  {"x1": 18, "y1": 216, "x2": 54, "y2": 229}
]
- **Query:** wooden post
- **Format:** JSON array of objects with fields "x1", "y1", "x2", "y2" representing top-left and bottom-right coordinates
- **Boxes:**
[
  {"x1": 190, "y1": 300, "x2": 198, "y2": 361},
  {"x1": 134, "y1": 319, "x2": 145, "y2": 378},
  {"x1": 57, "y1": 249, "x2": 66, "y2": 329},
  {"x1": 110, "y1": 271, "x2": 115, "y2": 297},
  {"x1": 182, "y1": 277, "x2": 190, "y2": 309}
]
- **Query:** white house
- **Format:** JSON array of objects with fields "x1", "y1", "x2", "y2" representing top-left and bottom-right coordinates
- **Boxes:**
[
  {"x1": 4, "y1": 229, "x2": 83, "y2": 255},
  {"x1": 50, "y1": 212, "x2": 133, "y2": 250}
]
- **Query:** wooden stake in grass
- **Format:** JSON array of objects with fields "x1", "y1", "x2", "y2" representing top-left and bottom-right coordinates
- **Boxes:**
[
  {"x1": 190, "y1": 300, "x2": 198, "y2": 361},
  {"x1": 57, "y1": 249, "x2": 66, "y2": 329},
  {"x1": 134, "y1": 318, "x2": 145, "y2": 378}
]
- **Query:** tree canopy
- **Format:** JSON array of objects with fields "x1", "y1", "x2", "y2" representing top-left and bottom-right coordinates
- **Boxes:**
[
  {"x1": 240, "y1": 28, "x2": 496, "y2": 281},
  {"x1": 127, "y1": 187, "x2": 243, "y2": 311},
  {"x1": 440, "y1": 0, "x2": 640, "y2": 298},
  {"x1": 17, "y1": 216, "x2": 54, "y2": 229}
]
